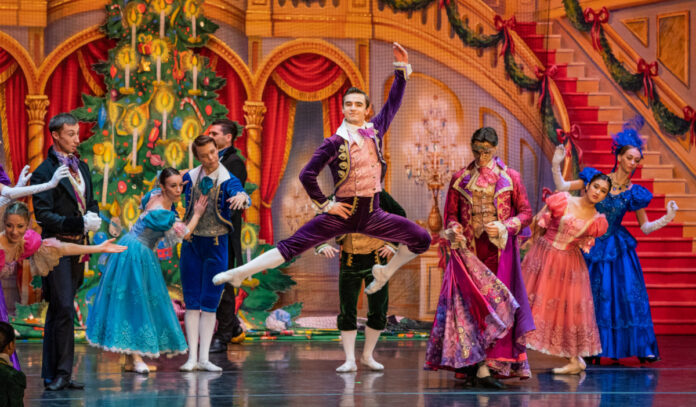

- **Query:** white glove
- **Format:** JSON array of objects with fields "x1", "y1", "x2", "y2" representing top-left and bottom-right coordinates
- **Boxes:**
[
  {"x1": 0, "y1": 165, "x2": 71, "y2": 200},
  {"x1": 16, "y1": 165, "x2": 32, "y2": 187},
  {"x1": 640, "y1": 201, "x2": 678, "y2": 235},
  {"x1": 552, "y1": 145, "x2": 570, "y2": 192},
  {"x1": 50, "y1": 165, "x2": 71, "y2": 187},
  {"x1": 83, "y1": 211, "x2": 102, "y2": 233}
]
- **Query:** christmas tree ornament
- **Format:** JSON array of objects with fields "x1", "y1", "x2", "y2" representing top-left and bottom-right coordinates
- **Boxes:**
[
  {"x1": 98, "y1": 104, "x2": 107, "y2": 129},
  {"x1": 123, "y1": 105, "x2": 147, "y2": 174},
  {"x1": 164, "y1": 140, "x2": 185, "y2": 167},
  {"x1": 188, "y1": 55, "x2": 202, "y2": 95},
  {"x1": 124, "y1": 1, "x2": 144, "y2": 50},
  {"x1": 172, "y1": 116, "x2": 183, "y2": 130},
  {"x1": 180, "y1": 97, "x2": 205, "y2": 124},
  {"x1": 151, "y1": 38, "x2": 170, "y2": 83},
  {"x1": 118, "y1": 181, "x2": 127, "y2": 194},
  {"x1": 121, "y1": 196, "x2": 141, "y2": 229},
  {"x1": 137, "y1": 58, "x2": 151, "y2": 73}
]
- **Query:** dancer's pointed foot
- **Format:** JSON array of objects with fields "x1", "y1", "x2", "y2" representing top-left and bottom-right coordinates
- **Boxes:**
[
  {"x1": 552, "y1": 359, "x2": 583, "y2": 375},
  {"x1": 134, "y1": 361, "x2": 150, "y2": 374},
  {"x1": 360, "y1": 356, "x2": 384, "y2": 371},
  {"x1": 365, "y1": 264, "x2": 389, "y2": 294},
  {"x1": 212, "y1": 269, "x2": 245, "y2": 287},
  {"x1": 336, "y1": 360, "x2": 358, "y2": 373},
  {"x1": 179, "y1": 359, "x2": 198, "y2": 372},
  {"x1": 197, "y1": 360, "x2": 222, "y2": 372}
]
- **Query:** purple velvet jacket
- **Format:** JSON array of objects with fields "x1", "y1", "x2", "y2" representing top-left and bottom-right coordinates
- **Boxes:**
[{"x1": 298, "y1": 69, "x2": 407, "y2": 209}]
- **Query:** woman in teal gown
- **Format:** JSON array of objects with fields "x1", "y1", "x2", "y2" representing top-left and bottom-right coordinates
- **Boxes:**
[{"x1": 86, "y1": 168, "x2": 207, "y2": 373}]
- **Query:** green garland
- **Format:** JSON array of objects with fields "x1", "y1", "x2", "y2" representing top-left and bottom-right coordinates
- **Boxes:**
[{"x1": 562, "y1": 0, "x2": 692, "y2": 139}]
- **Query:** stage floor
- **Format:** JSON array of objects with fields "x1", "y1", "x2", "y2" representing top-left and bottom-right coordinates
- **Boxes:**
[{"x1": 16, "y1": 335, "x2": 696, "y2": 406}]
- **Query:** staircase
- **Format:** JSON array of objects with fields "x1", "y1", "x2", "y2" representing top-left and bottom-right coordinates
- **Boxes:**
[{"x1": 517, "y1": 21, "x2": 696, "y2": 335}]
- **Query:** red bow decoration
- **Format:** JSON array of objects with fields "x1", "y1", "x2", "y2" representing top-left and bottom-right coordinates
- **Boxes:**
[
  {"x1": 556, "y1": 124, "x2": 583, "y2": 162},
  {"x1": 684, "y1": 106, "x2": 696, "y2": 147},
  {"x1": 583, "y1": 7, "x2": 609, "y2": 51},
  {"x1": 535, "y1": 64, "x2": 559, "y2": 108},
  {"x1": 542, "y1": 187, "x2": 553, "y2": 203},
  {"x1": 637, "y1": 58, "x2": 658, "y2": 100},
  {"x1": 494, "y1": 15, "x2": 517, "y2": 57}
]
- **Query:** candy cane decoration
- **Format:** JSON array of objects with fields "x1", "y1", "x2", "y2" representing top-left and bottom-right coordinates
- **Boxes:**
[
  {"x1": 74, "y1": 300, "x2": 84, "y2": 327},
  {"x1": 179, "y1": 97, "x2": 205, "y2": 125}
]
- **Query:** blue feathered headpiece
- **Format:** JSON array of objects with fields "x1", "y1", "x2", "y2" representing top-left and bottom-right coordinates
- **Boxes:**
[
  {"x1": 611, "y1": 115, "x2": 644, "y2": 173},
  {"x1": 611, "y1": 115, "x2": 644, "y2": 156}
]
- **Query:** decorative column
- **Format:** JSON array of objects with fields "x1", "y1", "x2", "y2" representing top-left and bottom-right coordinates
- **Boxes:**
[
  {"x1": 243, "y1": 100, "x2": 267, "y2": 227},
  {"x1": 25, "y1": 95, "x2": 50, "y2": 170}
]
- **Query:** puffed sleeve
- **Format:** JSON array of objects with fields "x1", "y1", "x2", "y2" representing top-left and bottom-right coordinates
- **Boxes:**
[
  {"x1": 627, "y1": 184, "x2": 653, "y2": 212},
  {"x1": 578, "y1": 214, "x2": 609, "y2": 253},
  {"x1": 579, "y1": 167, "x2": 602, "y2": 185},
  {"x1": 142, "y1": 209, "x2": 177, "y2": 231},
  {"x1": 538, "y1": 192, "x2": 568, "y2": 228},
  {"x1": 29, "y1": 238, "x2": 62, "y2": 277}
]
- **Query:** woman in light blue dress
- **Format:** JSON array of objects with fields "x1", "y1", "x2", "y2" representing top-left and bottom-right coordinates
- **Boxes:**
[{"x1": 86, "y1": 168, "x2": 207, "y2": 373}]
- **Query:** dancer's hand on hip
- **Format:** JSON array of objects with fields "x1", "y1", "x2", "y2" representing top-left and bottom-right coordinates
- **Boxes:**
[
  {"x1": 317, "y1": 245, "x2": 339, "y2": 258},
  {"x1": 377, "y1": 245, "x2": 396, "y2": 260},
  {"x1": 327, "y1": 202, "x2": 353, "y2": 219}
]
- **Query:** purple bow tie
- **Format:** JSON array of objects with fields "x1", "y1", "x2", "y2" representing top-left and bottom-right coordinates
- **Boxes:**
[
  {"x1": 357, "y1": 128, "x2": 375, "y2": 139},
  {"x1": 58, "y1": 154, "x2": 80, "y2": 173}
]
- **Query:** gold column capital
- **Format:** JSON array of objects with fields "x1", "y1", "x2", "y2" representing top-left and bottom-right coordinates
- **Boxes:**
[
  {"x1": 243, "y1": 100, "x2": 267, "y2": 128},
  {"x1": 25, "y1": 94, "x2": 50, "y2": 170},
  {"x1": 25, "y1": 94, "x2": 50, "y2": 124}
]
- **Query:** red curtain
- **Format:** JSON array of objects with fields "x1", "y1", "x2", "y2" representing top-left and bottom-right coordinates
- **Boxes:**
[
  {"x1": 259, "y1": 83, "x2": 291, "y2": 243},
  {"x1": 198, "y1": 48, "x2": 248, "y2": 156},
  {"x1": 259, "y1": 53, "x2": 350, "y2": 243},
  {"x1": 0, "y1": 49, "x2": 28, "y2": 182},
  {"x1": 44, "y1": 38, "x2": 115, "y2": 155}
]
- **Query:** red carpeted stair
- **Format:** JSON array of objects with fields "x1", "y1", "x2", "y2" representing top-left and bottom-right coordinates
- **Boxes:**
[{"x1": 518, "y1": 21, "x2": 696, "y2": 335}]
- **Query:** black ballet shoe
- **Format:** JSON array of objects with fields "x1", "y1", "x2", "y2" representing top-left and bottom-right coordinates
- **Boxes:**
[
  {"x1": 475, "y1": 375, "x2": 506, "y2": 390},
  {"x1": 454, "y1": 365, "x2": 477, "y2": 386},
  {"x1": 638, "y1": 356, "x2": 660, "y2": 364}
]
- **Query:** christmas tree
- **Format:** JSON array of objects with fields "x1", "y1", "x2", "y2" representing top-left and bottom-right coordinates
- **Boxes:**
[{"x1": 42, "y1": 0, "x2": 304, "y2": 333}]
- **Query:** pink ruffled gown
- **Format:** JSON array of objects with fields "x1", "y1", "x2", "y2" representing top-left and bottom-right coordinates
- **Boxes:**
[
  {"x1": 522, "y1": 192, "x2": 608, "y2": 357},
  {"x1": 0, "y1": 230, "x2": 61, "y2": 370}
]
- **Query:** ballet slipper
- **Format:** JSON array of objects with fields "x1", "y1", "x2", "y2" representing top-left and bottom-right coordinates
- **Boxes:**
[{"x1": 197, "y1": 360, "x2": 222, "y2": 372}]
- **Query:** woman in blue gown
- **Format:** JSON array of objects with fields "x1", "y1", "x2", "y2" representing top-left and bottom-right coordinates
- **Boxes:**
[
  {"x1": 86, "y1": 168, "x2": 207, "y2": 373},
  {"x1": 550, "y1": 118, "x2": 678, "y2": 363}
]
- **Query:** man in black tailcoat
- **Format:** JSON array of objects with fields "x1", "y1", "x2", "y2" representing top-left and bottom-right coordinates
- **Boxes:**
[
  {"x1": 32, "y1": 113, "x2": 102, "y2": 391},
  {"x1": 207, "y1": 118, "x2": 247, "y2": 353}
]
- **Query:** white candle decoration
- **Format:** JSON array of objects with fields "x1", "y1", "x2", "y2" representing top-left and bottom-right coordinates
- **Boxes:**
[
  {"x1": 162, "y1": 110, "x2": 167, "y2": 140},
  {"x1": 156, "y1": 55, "x2": 161, "y2": 82},
  {"x1": 192, "y1": 15, "x2": 196, "y2": 38},
  {"x1": 132, "y1": 129, "x2": 138, "y2": 166},
  {"x1": 188, "y1": 142, "x2": 193, "y2": 169},
  {"x1": 102, "y1": 163, "x2": 110, "y2": 206},
  {"x1": 125, "y1": 64, "x2": 130, "y2": 89},
  {"x1": 192, "y1": 65, "x2": 198, "y2": 91},
  {"x1": 131, "y1": 24, "x2": 136, "y2": 51},
  {"x1": 159, "y1": 10, "x2": 165, "y2": 39}
]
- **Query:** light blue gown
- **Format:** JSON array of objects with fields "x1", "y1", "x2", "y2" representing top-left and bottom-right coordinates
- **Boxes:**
[{"x1": 86, "y1": 190, "x2": 188, "y2": 357}]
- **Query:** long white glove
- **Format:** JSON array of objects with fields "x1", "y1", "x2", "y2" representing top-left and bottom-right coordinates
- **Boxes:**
[
  {"x1": 0, "y1": 166, "x2": 31, "y2": 208},
  {"x1": 83, "y1": 211, "x2": 103, "y2": 233},
  {"x1": 641, "y1": 201, "x2": 678, "y2": 235},
  {"x1": 552, "y1": 144, "x2": 570, "y2": 192},
  {"x1": 0, "y1": 165, "x2": 70, "y2": 200}
]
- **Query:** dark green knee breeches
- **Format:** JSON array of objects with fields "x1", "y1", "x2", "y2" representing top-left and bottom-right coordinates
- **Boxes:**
[{"x1": 337, "y1": 251, "x2": 389, "y2": 331}]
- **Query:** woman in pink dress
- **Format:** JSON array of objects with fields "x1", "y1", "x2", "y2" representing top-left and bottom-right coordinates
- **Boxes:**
[
  {"x1": 522, "y1": 172, "x2": 611, "y2": 374},
  {"x1": 0, "y1": 202, "x2": 126, "y2": 370}
]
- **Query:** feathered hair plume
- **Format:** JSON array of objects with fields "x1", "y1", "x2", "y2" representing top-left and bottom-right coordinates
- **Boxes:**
[{"x1": 611, "y1": 115, "x2": 645, "y2": 156}]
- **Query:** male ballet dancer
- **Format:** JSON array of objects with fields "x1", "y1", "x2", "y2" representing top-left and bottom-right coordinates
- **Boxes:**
[{"x1": 213, "y1": 42, "x2": 430, "y2": 297}]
